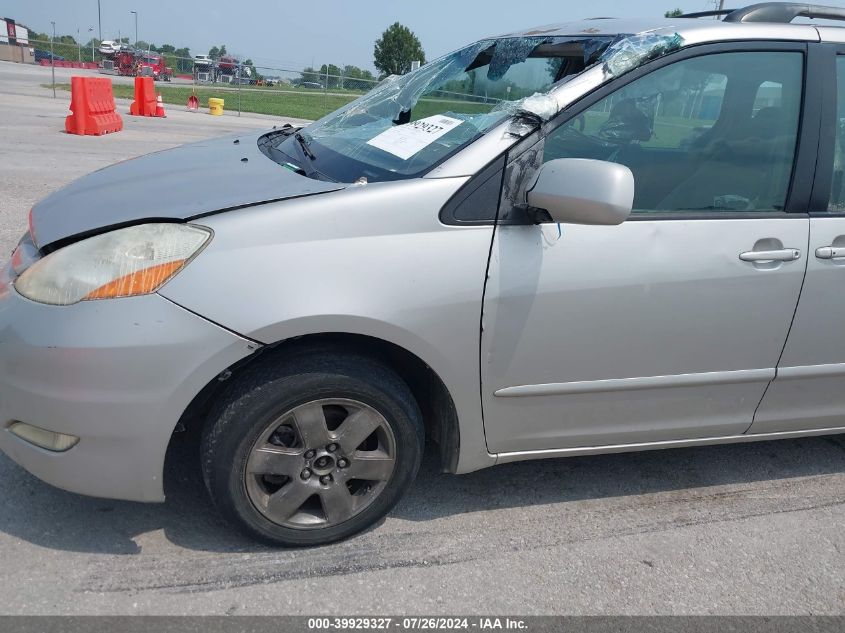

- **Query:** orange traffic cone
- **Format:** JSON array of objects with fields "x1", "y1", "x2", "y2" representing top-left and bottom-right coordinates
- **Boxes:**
[{"x1": 154, "y1": 94, "x2": 166, "y2": 118}]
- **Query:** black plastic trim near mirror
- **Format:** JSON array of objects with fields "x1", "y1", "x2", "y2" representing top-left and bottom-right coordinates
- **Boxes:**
[{"x1": 438, "y1": 155, "x2": 507, "y2": 226}]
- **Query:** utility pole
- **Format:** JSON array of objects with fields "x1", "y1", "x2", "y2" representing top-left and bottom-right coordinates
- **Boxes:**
[
  {"x1": 50, "y1": 21, "x2": 56, "y2": 98},
  {"x1": 130, "y1": 11, "x2": 138, "y2": 47},
  {"x1": 89, "y1": 27, "x2": 94, "y2": 62},
  {"x1": 716, "y1": 0, "x2": 725, "y2": 18},
  {"x1": 77, "y1": 28, "x2": 81, "y2": 62},
  {"x1": 97, "y1": 0, "x2": 102, "y2": 40}
]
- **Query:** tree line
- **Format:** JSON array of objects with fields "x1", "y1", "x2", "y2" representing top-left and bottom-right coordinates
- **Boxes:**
[
  {"x1": 300, "y1": 23, "x2": 426, "y2": 89},
  {"x1": 28, "y1": 21, "x2": 429, "y2": 83}
]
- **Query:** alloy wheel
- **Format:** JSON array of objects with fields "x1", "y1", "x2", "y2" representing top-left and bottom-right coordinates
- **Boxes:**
[{"x1": 244, "y1": 398, "x2": 397, "y2": 529}]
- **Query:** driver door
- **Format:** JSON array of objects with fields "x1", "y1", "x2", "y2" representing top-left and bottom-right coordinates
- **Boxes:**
[{"x1": 481, "y1": 45, "x2": 812, "y2": 454}]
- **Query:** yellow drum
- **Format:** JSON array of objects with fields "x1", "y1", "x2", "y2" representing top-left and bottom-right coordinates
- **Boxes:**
[{"x1": 208, "y1": 97, "x2": 225, "y2": 116}]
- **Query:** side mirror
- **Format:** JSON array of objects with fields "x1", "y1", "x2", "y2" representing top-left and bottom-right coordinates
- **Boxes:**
[{"x1": 526, "y1": 158, "x2": 634, "y2": 226}]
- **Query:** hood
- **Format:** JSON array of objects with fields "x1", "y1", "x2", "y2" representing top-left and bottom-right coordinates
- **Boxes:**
[{"x1": 29, "y1": 131, "x2": 344, "y2": 249}]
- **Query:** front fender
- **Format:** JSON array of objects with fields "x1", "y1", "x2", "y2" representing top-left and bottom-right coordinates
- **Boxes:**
[{"x1": 159, "y1": 178, "x2": 496, "y2": 473}]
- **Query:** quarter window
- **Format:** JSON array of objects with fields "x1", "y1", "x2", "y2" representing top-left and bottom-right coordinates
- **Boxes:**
[{"x1": 544, "y1": 52, "x2": 804, "y2": 213}]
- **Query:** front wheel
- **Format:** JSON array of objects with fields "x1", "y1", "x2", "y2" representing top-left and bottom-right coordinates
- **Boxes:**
[{"x1": 201, "y1": 351, "x2": 424, "y2": 546}]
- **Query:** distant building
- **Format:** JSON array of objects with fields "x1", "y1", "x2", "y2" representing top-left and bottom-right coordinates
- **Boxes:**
[{"x1": 0, "y1": 17, "x2": 35, "y2": 64}]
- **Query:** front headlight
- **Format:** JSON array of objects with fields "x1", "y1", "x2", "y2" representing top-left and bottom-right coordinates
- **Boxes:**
[{"x1": 15, "y1": 223, "x2": 211, "y2": 306}]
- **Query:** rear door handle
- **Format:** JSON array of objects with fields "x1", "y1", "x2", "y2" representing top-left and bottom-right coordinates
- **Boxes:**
[
  {"x1": 815, "y1": 246, "x2": 845, "y2": 259},
  {"x1": 739, "y1": 248, "x2": 801, "y2": 262}
]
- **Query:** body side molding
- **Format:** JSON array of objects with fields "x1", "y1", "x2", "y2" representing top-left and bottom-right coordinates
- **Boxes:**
[
  {"x1": 494, "y1": 368, "x2": 774, "y2": 398},
  {"x1": 494, "y1": 426, "x2": 845, "y2": 465}
]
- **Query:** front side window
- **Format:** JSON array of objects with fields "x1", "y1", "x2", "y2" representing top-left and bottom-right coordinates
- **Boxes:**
[{"x1": 544, "y1": 51, "x2": 804, "y2": 213}]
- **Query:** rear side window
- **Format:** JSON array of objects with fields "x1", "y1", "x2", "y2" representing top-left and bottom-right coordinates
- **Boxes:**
[{"x1": 544, "y1": 51, "x2": 804, "y2": 213}]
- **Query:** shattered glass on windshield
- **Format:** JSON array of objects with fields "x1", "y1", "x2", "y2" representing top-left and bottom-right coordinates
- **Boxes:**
[
  {"x1": 601, "y1": 32, "x2": 684, "y2": 77},
  {"x1": 267, "y1": 35, "x2": 616, "y2": 183},
  {"x1": 488, "y1": 37, "x2": 550, "y2": 81}
]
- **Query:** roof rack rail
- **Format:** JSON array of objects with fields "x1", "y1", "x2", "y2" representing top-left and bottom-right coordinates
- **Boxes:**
[
  {"x1": 678, "y1": 10, "x2": 735, "y2": 19},
  {"x1": 724, "y1": 2, "x2": 845, "y2": 23}
]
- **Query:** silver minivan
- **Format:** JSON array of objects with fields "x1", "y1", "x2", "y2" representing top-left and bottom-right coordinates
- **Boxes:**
[{"x1": 3, "y1": 3, "x2": 845, "y2": 545}]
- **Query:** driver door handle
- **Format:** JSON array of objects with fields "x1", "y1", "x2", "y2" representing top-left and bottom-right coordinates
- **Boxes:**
[
  {"x1": 815, "y1": 246, "x2": 845, "y2": 259},
  {"x1": 739, "y1": 248, "x2": 801, "y2": 262}
]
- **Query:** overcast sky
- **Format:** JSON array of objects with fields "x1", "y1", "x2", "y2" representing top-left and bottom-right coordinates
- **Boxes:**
[{"x1": 4, "y1": 0, "x2": 845, "y2": 71}]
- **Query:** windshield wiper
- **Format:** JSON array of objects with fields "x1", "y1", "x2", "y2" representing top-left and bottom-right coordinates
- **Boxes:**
[
  {"x1": 295, "y1": 132, "x2": 317, "y2": 161},
  {"x1": 281, "y1": 132, "x2": 335, "y2": 182}
]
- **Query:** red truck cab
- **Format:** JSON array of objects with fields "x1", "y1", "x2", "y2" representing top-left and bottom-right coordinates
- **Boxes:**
[
  {"x1": 138, "y1": 54, "x2": 173, "y2": 81},
  {"x1": 217, "y1": 55, "x2": 239, "y2": 74}
]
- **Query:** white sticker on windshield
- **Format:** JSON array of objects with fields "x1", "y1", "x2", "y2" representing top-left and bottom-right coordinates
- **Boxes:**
[{"x1": 367, "y1": 115, "x2": 464, "y2": 160}]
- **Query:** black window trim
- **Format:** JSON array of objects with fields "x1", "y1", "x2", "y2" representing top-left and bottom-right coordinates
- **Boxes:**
[
  {"x1": 535, "y1": 39, "x2": 820, "y2": 221},
  {"x1": 439, "y1": 154, "x2": 507, "y2": 226},
  {"x1": 808, "y1": 42, "x2": 841, "y2": 216}
]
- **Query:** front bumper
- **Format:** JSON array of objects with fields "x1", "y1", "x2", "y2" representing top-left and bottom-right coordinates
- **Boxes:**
[{"x1": 0, "y1": 267, "x2": 257, "y2": 502}]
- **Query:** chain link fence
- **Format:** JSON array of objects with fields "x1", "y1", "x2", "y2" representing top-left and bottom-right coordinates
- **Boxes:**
[
  {"x1": 180, "y1": 59, "x2": 383, "y2": 120},
  {"x1": 27, "y1": 41, "x2": 503, "y2": 122},
  {"x1": 27, "y1": 39, "x2": 392, "y2": 121}
]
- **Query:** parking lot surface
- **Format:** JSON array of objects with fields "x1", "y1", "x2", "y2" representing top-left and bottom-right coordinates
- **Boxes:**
[{"x1": 0, "y1": 60, "x2": 843, "y2": 616}]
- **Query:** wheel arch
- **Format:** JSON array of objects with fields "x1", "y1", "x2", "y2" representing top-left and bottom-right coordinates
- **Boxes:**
[{"x1": 166, "y1": 332, "x2": 462, "y2": 483}]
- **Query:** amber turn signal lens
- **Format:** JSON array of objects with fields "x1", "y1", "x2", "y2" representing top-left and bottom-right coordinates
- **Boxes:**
[{"x1": 84, "y1": 260, "x2": 186, "y2": 300}]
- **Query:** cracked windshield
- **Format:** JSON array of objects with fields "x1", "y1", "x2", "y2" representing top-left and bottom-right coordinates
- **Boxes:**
[{"x1": 266, "y1": 37, "x2": 612, "y2": 182}]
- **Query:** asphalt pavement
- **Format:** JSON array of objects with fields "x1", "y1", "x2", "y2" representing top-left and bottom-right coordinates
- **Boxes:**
[{"x1": 0, "y1": 60, "x2": 843, "y2": 616}]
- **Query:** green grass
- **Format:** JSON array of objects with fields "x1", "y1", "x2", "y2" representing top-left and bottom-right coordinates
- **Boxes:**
[
  {"x1": 51, "y1": 81, "x2": 358, "y2": 119},
  {"x1": 412, "y1": 98, "x2": 495, "y2": 120},
  {"x1": 280, "y1": 84, "x2": 373, "y2": 97},
  {"x1": 52, "y1": 82, "x2": 498, "y2": 122},
  {"x1": 114, "y1": 83, "x2": 358, "y2": 120}
]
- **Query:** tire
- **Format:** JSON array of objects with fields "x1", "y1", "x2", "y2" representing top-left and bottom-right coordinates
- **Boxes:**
[{"x1": 201, "y1": 350, "x2": 424, "y2": 546}]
